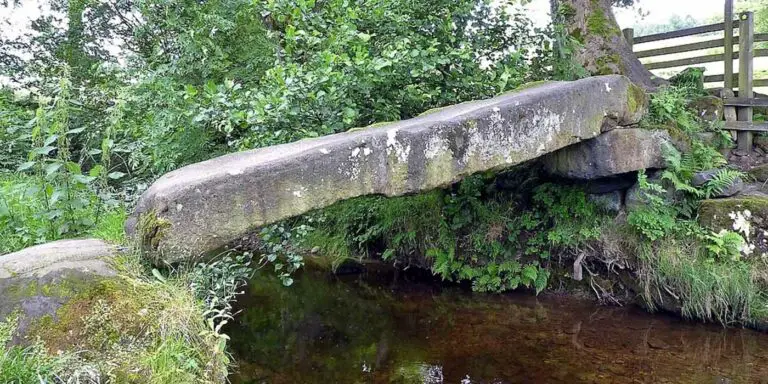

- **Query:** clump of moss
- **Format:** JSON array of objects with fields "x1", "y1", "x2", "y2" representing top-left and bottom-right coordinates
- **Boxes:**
[
  {"x1": 595, "y1": 54, "x2": 620, "y2": 75},
  {"x1": 137, "y1": 210, "x2": 171, "y2": 255},
  {"x1": 586, "y1": 8, "x2": 618, "y2": 38},
  {"x1": 626, "y1": 83, "x2": 647, "y2": 117}
]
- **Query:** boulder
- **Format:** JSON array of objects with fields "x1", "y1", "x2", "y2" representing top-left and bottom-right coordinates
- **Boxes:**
[
  {"x1": 687, "y1": 95, "x2": 723, "y2": 122},
  {"x1": 748, "y1": 163, "x2": 768, "y2": 183},
  {"x1": 127, "y1": 75, "x2": 647, "y2": 264},
  {"x1": 692, "y1": 169, "x2": 744, "y2": 197},
  {"x1": 755, "y1": 135, "x2": 768, "y2": 154},
  {"x1": 544, "y1": 128, "x2": 671, "y2": 180},
  {"x1": 0, "y1": 239, "x2": 119, "y2": 344},
  {"x1": 699, "y1": 197, "x2": 768, "y2": 231},
  {"x1": 698, "y1": 197, "x2": 768, "y2": 257},
  {"x1": 740, "y1": 182, "x2": 768, "y2": 198}
]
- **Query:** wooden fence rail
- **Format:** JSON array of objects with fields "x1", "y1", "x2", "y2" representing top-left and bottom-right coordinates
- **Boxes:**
[{"x1": 623, "y1": 0, "x2": 765, "y2": 152}]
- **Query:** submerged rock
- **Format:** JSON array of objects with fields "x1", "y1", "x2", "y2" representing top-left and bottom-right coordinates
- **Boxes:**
[
  {"x1": 127, "y1": 75, "x2": 647, "y2": 264},
  {"x1": 0, "y1": 239, "x2": 119, "y2": 344},
  {"x1": 544, "y1": 128, "x2": 671, "y2": 180}
]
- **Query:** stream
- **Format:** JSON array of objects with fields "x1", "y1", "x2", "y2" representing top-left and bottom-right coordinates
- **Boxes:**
[{"x1": 228, "y1": 265, "x2": 768, "y2": 384}]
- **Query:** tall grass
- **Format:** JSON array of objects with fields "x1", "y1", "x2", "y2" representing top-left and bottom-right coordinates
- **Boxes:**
[{"x1": 637, "y1": 237, "x2": 768, "y2": 326}]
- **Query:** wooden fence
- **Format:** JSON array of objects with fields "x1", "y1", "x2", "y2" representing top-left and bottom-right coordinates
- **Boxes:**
[{"x1": 622, "y1": 0, "x2": 768, "y2": 151}]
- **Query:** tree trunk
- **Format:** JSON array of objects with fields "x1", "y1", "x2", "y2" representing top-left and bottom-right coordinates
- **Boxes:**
[{"x1": 553, "y1": 0, "x2": 665, "y2": 90}]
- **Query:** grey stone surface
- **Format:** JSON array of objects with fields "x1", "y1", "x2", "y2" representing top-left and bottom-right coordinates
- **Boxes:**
[
  {"x1": 579, "y1": 175, "x2": 637, "y2": 194},
  {"x1": 127, "y1": 75, "x2": 646, "y2": 263},
  {"x1": 587, "y1": 191, "x2": 624, "y2": 213},
  {"x1": 544, "y1": 128, "x2": 671, "y2": 180},
  {"x1": 692, "y1": 169, "x2": 744, "y2": 197},
  {"x1": 0, "y1": 239, "x2": 119, "y2": 344},
  {"x1": 0, "y1": 238, "x2": 117, "y2": 279}
]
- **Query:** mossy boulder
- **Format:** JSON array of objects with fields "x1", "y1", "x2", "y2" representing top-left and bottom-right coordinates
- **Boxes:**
[
  {"x1": 749, "y1": 163, "x2": 768, "y2": 183},
  {"x1": 687, "y1": 95, "x2": 723, "y2": 122},
  {"x1": 698, "y1": 197, "x2": 768, "y2": 232},
  {"x1": 0, "y1": 239, "x2": 119, "y2": 344}
]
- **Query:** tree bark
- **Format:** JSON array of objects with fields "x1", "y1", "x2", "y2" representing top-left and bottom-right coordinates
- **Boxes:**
[{"x1": 553, "y1": 0, "x2": 666, "y2": 90}]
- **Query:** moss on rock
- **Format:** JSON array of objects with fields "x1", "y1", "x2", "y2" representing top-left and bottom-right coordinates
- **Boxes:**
[
  {"x1": 699, "y1": 197, "x2": 768, "y2": 231},
  {"x1": 137, "y1": 210, "x2": 171, "y2": 256},
  {"x1": 626, "y1": 83, "x2": 647, "y2": 118},
  {"x1": 749, "y1": 164, "x2": 768, "y2": 183}
]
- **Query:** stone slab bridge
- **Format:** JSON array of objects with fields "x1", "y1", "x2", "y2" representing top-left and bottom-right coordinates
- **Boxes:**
[{"x1": 127, "y1": 75, "x2": 648, "y2": 264}]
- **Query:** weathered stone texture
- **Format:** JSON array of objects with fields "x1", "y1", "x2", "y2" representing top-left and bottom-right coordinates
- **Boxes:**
[
  {"x1": 544, "y1": 128, "x2": 671, "y2": 179},
  {"x1": 0, "y1": 239, "x2": 118, "y2": 344},
  {"x1": 127, "y1": 75, "x2": 646, "y2": 263}
]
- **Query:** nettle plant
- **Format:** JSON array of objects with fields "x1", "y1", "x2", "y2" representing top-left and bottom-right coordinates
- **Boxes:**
[{"x1": 9, "y1": 74, "x2": 121, "y2": 244}]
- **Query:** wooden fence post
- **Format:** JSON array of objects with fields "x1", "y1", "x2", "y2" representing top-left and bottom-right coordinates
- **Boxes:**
[
  {"x1": 724, "y1": 0, "x2": 734, "y2": 89},
  {"x1": 738, "y1": 11, "x2": 754, "y2": 153},
  {"x1": 623, "y1": 28, "x2": 634, "y2": 51}
]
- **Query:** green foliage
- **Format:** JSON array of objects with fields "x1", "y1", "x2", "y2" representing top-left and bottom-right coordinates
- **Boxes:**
[
  {"x1": 638, "y1": 240, "x2": 768, "y2": 325},
  {"x1": 258, "y1": 223, "x2": 313, "y2": 286},
  {"x1": 0, "y1": 73, "x2": 124, "y2": 254},
  {"x1": 643, "y1": 85, "x2": 701, "y2": 133},
  {"x1": 704, "y1": 230, "x2": 746, "y2": 262},
  {"x1": 627, "y1": 171, "x2": 678, "y2": 241},
  {"x1": 626, "y1": 84, "x2": 765, "y2": 325},
  {"x1": 669, "y1": 67, "x2": 705, "y2": 93},
  {"x1": 302, "y1": 171, "x2": 607, "y2": 294},
  {"x1": 0, "y1": 89, "x2": 34, "y2": 171}
]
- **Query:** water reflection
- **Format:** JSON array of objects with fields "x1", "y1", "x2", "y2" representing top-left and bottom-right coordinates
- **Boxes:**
[{"x1": 228, "y1": 266, "x2": 768, "y2": 384}]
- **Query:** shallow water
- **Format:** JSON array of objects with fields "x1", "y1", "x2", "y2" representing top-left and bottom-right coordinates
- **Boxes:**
[{"x1": 228, "y1": 266, "x2": 768, "y2": 384}]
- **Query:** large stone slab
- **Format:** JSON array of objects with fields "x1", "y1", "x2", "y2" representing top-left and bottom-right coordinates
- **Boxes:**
[
  {"x1": 0, "y1": 239, "x2": 118, "y2": 343},
  {"x1": 127, "y1": 75, "x2": 646, "y2": 263},
  {"x1": 543, "y1": 128, "x2": 671, "y2": 179}
]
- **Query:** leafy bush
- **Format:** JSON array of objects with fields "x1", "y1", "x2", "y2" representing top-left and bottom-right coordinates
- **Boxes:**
[{"x1": 0, "y1": 89, "x2": 34, "y2": 171}]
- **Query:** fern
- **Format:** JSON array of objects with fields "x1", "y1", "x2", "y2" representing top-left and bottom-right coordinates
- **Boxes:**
[{"x1": 703, "y1": 168, "x2": 744, "y2": 199}]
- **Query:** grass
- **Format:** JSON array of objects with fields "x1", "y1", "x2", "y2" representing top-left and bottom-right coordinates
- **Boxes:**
[
  {"x1": 0, "y1": 313, "x2": 73, "y2": 384},
  {"x1": 0, "y1": 252, "x2": 231, "y2": 383},
  {"x1": 636, "y1": 234, "x2": 768, "y2": 326}
]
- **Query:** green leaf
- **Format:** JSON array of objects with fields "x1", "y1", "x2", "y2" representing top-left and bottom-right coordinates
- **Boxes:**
[
  {"x1": 521, "y1": 264, "x2": 538, "y2": 284},
  {"x1": 72, "y1": 175, "x2": 97, "y2": 184},
  {"x1": 357, "y1": 33, "x2": 371, "y2": 42},
  {"x1": 152, "y1": 269, "x2": 167, "y2": 283},
  {"x1": 44, "y1": 162, "x2": 62, "y2": 176},
  {"x1": 107, "y1": 171, "x2": 126, "y2": 180},
  {"x1": 17, "y1": 162, "x2": 36, "y2": 172},
  {"x1": 89, "y1": 164, "x2": 104, "y2": 177},
  {"x1": 32, "y1": 146, "x2": 56, "y2": 156},
  {"x1": 43, "y1": 135, "x2": 58, "y2": 146},
  {"x1": 66, "y1": 127, "x2": 85, "y2": 134}
]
